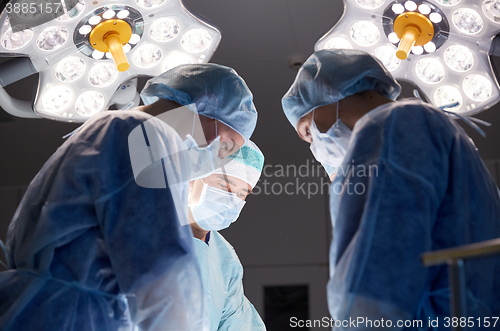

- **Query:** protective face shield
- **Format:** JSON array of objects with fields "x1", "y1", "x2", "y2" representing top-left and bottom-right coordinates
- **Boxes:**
[
  {"x1": 182, "y1": 135, "x2": 223, "y2": 181},
  {"x1": 309, "y1": 102, "x2": 352, "y2": 176},
  {"x1": 189, "y1": 179, "x2": 246, "y2": 231},
  {"x1": 128, "y1": 104, "x2": 237, "y2": 189}
]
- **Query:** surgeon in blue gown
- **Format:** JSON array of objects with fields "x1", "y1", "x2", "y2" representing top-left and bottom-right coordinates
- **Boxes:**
[
  {"x1": 0, "y1": 63, "x2": 258, "y2": 331},
  {"x1": 188, "y1": 140, "x2": 266, "y2": 331},
  {"x1": 282, "y1": 49, "x2": 500, "y2": 330}
]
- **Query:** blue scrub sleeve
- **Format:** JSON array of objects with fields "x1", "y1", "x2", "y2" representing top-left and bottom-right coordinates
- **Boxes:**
[
  {"x1": 328, "y1": 105, "x2": 450, "y2": 327},
  {"x1": 217, "y1": 259, "x2": 266, "y2": 331},
  {"x1": 88, "y1": 114, "x2": 205, "y2": 330}
]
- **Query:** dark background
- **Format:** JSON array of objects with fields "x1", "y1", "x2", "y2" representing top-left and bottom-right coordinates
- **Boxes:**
[{"x1": 1, "y1": 1, "x2": 500, "y2": 330}]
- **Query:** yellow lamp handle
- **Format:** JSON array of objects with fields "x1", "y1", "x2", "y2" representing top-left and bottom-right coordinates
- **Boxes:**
[
  {"x1": 105, "y1": 33, "x2": 129, "y2": 72},
  {"x1": 396, "y1": 25, "x2": 420, "y2": 60},
  {"x1": 90, "y1": 20, "x2": 132, "y2": 71},
  {"x1": 393, "y1": 12, "x2": 434, "y2": 61}
]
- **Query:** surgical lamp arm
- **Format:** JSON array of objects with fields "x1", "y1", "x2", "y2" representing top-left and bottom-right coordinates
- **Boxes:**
[
  {"x1": 0, "y1": 57, "x2": 39, "y2": 118},
  {"x1": 421, "y1": 238, "x2": 500, "y2": 266}
]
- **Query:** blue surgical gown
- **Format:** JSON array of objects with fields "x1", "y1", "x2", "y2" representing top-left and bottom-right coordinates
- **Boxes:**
[
  {"x1": 0, "y1": 110, "x2": 207, "y2": 331},
  {"x1": 328, "y1": 99, "x2": 500, "y2": 330},
  {"x1": 193, "y1": 231, "x2": 265, "y2": 331}
]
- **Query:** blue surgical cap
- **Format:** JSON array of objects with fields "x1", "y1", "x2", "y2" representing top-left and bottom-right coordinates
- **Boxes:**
[
  {"x1": 141, "y1": 64, "x2": 257, "y2": 141},
  {"x1": 282, "y1": 49, "x2": 402, "y2": 129}
]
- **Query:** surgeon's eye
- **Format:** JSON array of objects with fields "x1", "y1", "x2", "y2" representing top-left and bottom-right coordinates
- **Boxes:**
[{"x1": 218, "y1": 183, "x2": 229, "y2": 191}]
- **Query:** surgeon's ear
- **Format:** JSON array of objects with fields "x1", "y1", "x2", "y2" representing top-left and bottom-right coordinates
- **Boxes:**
[
  {"x1": 297, "y1": 112, "x2": 313, "y2": 143},
  {"x1": 189, "y1": 180, "x2": 195, "y2": 189}
]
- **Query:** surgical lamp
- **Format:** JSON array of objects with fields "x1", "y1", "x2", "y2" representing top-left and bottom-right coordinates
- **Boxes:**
[
  {"x1": 316, "y1": 0, "x2": 500, "y2": 115},
  {"x1": 0, "y1": 0, "x2": 221, "y2": 121}
]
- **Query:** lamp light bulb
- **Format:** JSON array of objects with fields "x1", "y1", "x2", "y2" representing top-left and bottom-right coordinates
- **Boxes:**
[
  {"x1": 444, "y1": 45, "x2": 474, "y2": 72},
  {"x1": 55, "y1": 57, "x2": 86, "y2": 82},
  {"x1": 415, "y1": 58, "x2": 445, "y2": 84},
  {"x1": 452, "y1": 8, "x2": 484, "y2": 34},
  {"x1": 132, "y1": 44, "x2": 163, "y2": 68},
  {"x1": 463, "y1": 74, "x2": 492, "y2": 101},
  {"x1": 42, "y1": 86, "x2": 72, "y2": 113},
  {"x1": 88, "y1": 63, "x2": 119, "y2": 87},
  {"x1": 36, "y1": 26, "x2": 68, "y2": 51},
  {"x1": 373, "y1": 46, "x2": 401, "y2": 71},
  {"x1": 181, "y1": 29, "x2": 212, "y2": 53},
  {"x1": 324, "y1": 37, "x2": 353, "y2": 49},
  {"x1": 75, "y1": 91, "x2": 105, "y2": 117},
  {"x1": 149, "y1": 18, "x2": 181, "y2": 42},
  {"x1": 350, "y1": 21, "x2": 380, "y2": 46},
  {"x1": 434, "y1": 86, "x2": 463, "y2": 111}
]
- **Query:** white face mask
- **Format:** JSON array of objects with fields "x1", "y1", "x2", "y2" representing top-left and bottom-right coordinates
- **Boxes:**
[
  {"x1": 189, "y1": 180, "x2": 246, "y2": 231},
  {"x1": 309, "y1": 102, "x2": 352, "y2": 175}
]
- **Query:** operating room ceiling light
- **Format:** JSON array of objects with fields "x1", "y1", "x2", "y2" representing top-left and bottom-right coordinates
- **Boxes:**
[
  {"x1": 42, "y1": 86, "x2": 73, "y2": 113},
  {"x1": 180, "y1": 28, "x2": 212, "y2": 53},
  {"x1": 1, "y1": 25, "x2": 33, "y2": 50},
  {"x1": 36, "y1": 26, "x2": 69, "y2": 51},
  {"x1": 149, "y1": 17, "x2": 180, "y2": 42},
  {"x1": 482, "y1": 0, "x2": 500, "y2": 23},
  {"x1": 88, "y1": 62, "x2": 119, "y2": 87},
  {"x1": 373, "y1": 45, "x2": 401, "y2": 71},
  {"x1": 434, "y1": 85, "x2": 463, "y2": 110},
  {"x1": 75, "y1": 90, "x2": 105, "y2": 116},
  {"x1": 324, "y1": 37, "x2": 353, "y2": 49},
  {"x1": 0, "y1": 0, "x2": 221, "y2": 122},
  {"x1": 132, "y1": 43, "x2": 162, "y2": 68},
  {"x1": 452, "y1": 8, "x2": 484, "y2": 34},
  {"x1": 315, "y1": 0, "x2": 500, "y2": 115},
  {"x1": 55, "y1": 56, "x2": 86, "y2": 82}
]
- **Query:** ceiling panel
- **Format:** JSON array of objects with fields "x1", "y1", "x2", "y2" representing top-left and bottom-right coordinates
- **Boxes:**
[
  {"x1": 185, "y1": 0, "x2": 298, "y2": 62},
  {"x1": 285, "y1": 0, "x2": 341, "y2": 55}
]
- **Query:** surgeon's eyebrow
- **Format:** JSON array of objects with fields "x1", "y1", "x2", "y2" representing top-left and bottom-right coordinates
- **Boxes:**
[{"x1": 218, "y1": 175, "x2": 251, "y2": 193}]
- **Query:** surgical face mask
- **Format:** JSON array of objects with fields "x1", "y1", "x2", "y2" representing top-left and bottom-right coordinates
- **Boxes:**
[
  {"x1": 189, "y1": 180, "x2": 246, "y2": 231},
  {"x1": 309, "y1": 102, "x2": 352, "y2": 176}
]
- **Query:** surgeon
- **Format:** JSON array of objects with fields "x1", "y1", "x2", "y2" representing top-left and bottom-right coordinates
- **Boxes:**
[
  {"x1": 0, "y1": 63, "x2": 257, "y2": 331},
  {"x1": 282, "y1": 49, "x2": 500, "y2": 329},
  {"x1": 188, "y1": 140, "x2": 266, "y2": 331}
]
